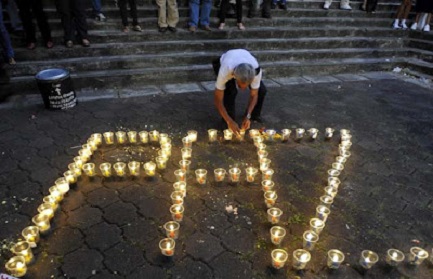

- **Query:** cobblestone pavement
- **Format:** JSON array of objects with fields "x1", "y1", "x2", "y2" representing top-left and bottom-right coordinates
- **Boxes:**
[{"x1": 0, "y1": 74, "x2": 433, "y2": 279}]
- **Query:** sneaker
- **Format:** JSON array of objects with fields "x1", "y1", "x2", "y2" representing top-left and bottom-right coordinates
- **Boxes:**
[
  {"x1": 82, "y1": 39, "x2": 90, "y2": 47},
  {"x1": 65, "y1": 40, "x2": 73, "y2": 48},
  {"x1": 132, "y1": 25, "x2": 142, "y2": 32},
  {"x1": 8, "y1": 57, "x2": 16, "y2": 65},
  {"x1": 410, "y1": 22, "x2": 417, "y2": 30},
  {"x1": 189, "y1": 26, "x2": 197, "y2": 32},
  {"x1": 393, "y1": 20, "x2": 401, "y2": 30},
  {"x1": 123, "y1": 26, "x2": 129, "y2": 32},
  {"x1": 27, "y1": 42, "x2": 36, "y2": 50},
  {"x1": 159, "y1": 27, "x2": 168, "y2": 33},
  {"x1": 167, "y1": 26, "x2": 177, "y2": 32},
  {"x1": 95, "y1": 13, "x2": 106, "y2": 21},
  {"x1": 340, "y1": 3, "x2": 352, "y2": 10},
  {"x1": 237, "y1": 23, "x2": 245, "y2": 30},
  {"x1": 423, "y1": 24, "x2": 430, "y2": 32},
  {"x1": 401, "y1": 22, "x2": 408, "y2": 30},
  {"x1": 323, "y1": 2, "x2": 331, "y2": 9},
  {"x1": 218, "y1": 23, "x2": 225, "y2": 30},
  {"x1": 202, "y1": 25, "x2": 212, "y2": 31}
]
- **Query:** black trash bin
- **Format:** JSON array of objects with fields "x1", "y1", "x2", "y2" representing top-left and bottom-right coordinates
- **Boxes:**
[{"x1": 35, "y1": 68, "x2": 77, "y2": 110}]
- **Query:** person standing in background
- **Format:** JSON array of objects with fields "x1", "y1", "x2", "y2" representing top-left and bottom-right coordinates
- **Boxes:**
[
  {"x1": 156, "y1": 0, "x2": 179, "y2": 32},
  {"x1": 55, "y1": 0, "x2": 90, "y2": 47},
  {"x1": 0, "y1": 0, "x2": 16, "y2": 64}
]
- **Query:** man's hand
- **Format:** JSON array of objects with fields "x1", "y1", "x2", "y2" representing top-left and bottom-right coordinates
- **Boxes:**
[
  {"x1": 227, "y1": 120, "x2": 240, "y2": 136},
  {"x1": 241, "y1": 117, "x2": 251, "y2": 130}
]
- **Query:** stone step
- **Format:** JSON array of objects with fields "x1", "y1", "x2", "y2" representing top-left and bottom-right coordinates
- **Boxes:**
[{"x1": 407, "y1": 38, "x2": 433, "y2": 52}]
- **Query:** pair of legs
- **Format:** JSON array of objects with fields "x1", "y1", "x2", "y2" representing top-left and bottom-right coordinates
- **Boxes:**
[
  {"x1": 323, "y1": 0, "x2": 352, "y2": 10},
  {"x1": 189, "y1": 0, "x2": 213, "y2": 30},
  {"x1": 411, "y1": 13, "x2": 432, "y2": 31},
  {"x1": 156, "y1": 0, "x2": 179, "y2": 31},
  {"x1": 55, "y1": 0, "x2": 90, "y2": 46},
  {"x1": 219, "y1": 0, "x2": 244, "y2": 29},
  {"x1": 271, "y1": 0, "x2": 287, "y2": 10},
  {"x1": 248, "y1": 0, "x2": 271, "y2": 18},
  {"x1": 0, "y1": 0, "x2": 15, "y2": 64},
  {"x1": 92, "y1": 0, "x2": 106, "y2": 20},
  {"x1": 361, "y1": 0, "x2": 377, "y2": 12},
  {"x1": 118, "y1": 0, "x2": 141, "y2": 31}
]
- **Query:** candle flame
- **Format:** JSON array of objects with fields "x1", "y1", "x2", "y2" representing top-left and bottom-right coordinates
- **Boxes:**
[
  {"x1": 392, "y1": 252, "x2": 398, "y2": 258},
  {"x1": 300, "y1": 253, "x2": 308, "y2": 262},
  {"x1": 276, "y1": 252, "x2": 283, "y2": 260},
  {"x1": 306, "y1": 233, "x2": 313, "y2": 240},
  {"x1": 170, "y1": 225, "x2": 174, "y2": 230},
  {"x1": 166, "y1": 242, "x2": 171, "y2": 249},
  {"x1": 332, "y1": 255, "x2": 339, "y2": 262}
]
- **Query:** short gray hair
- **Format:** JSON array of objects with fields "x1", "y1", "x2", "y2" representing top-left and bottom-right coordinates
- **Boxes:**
[{"x1": 233, "y1": 63, "x2": 255, "y2": 84}]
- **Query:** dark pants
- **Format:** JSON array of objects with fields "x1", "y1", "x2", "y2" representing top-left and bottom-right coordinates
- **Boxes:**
[
  {"x1": 16, "y1": 0, "x2": 52, "y2": 44},
  {"x1": 220, "y1": 0, "x2": 243, "y2": 23},
  {"x1": 212, "y1": 58, "x2": 267, "y2": 120},
  {"x1": 55, "y1": 0, "x2": 88, "y2": 42},
  {"x1": 118, "y1": 0, "x2": 139, "y2": 26}
]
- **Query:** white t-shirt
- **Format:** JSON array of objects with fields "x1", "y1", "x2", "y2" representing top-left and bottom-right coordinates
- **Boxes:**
[{"x1": 215, "y1": 49, "x2": 262, "y2": 90}]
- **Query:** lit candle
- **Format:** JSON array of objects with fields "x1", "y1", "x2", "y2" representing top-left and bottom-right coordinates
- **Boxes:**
[
  {"x1": 170, "y1": 204, "x2": 184, "y2": 222},
  {"x1": 160, "y1": 143, "x2": 172, "y2": 157},
  {"x1": 115, "y1": 131, "x2": 127, "y2": 144},
  {"x1": 156, "y1": 156, "x2": 167, "y2": 170},
  {"x1": 256, "y1": 143, "x2": 267, "y2": 151},
  {"x1": 228, "y1": 167, "x2": 241, "y2": 183},
  {"x1": 22, "y1": 226, "x2": 40, "y2": 248},
  {"x1": 339, "y1": 142, "x2": 352, "y2": 151},
  {"x1": 55, "y1": 177, "x2": 70, "y2": 194},
  {"x1": 271, "y1": 249, "x2": 288, "y2": 269},
  {"x1": 262, "y1": 169, "x2": 274, "y2": 181},
  {"x1": 208, "y1": 129, "x2": 218, "y2": 142},
  {"x1": 127, "y1": 131, "x2": 137, "y2": 143},
  {"x1": 335, "y1": 156, "x2": 347, "y2": 164},
  {"x1": 49, "y1": 186, "x2": 64, "y2": 202},
  {"x1": 261, "y1": 180, "x2": 275, "y2": 192},
  {"x1": 327, "y1": 169, "x2": 341, "y2": 178},
  {"x1": 164, "y1": 221, "x2": 180, "y2": 239},
  {"x1": 339, "y1": 150, "x2": 351, "y2": 158},
  {"x1": 341, "y1": 133, "x2": 352, "y2": 143},
  {"x1": 308, "y1": 128, "x2": 319, "y2": 139},
  {"x1": 253, "y1": 135, "x2": 264, "y2": 147},
  {"x1": 214, "y1": 168, "x2": 226, "y2": 182},
  {"x1": 90, "y1": 133, "x2": 102, "y2": 146},
  {"x1": 325, "y1": 128, "x2": 334, "y2": 139},
  {"x1": 63, "y1": 170, "x2": 77, "y2": 184},
  {"x1": 181, "y1": 147, "x2": 192, "y2": 160},
  {"x1": 309, "y1": 218, "x2": 325, "y2": 235},
  {"x1": 195, "y1": 169, "x2": 208, "y2": 185},
  {"x1": 324, "y1": 186, "x2": 338, "y2": 198},
  {"x1": 159, "y1": 238, "x2": 175, "y2": 256},
  {"x1": 359, "y1": 250, "x2": 379, "y2": 269},
  {"x1": 223, "y1": 129, "x2": 233, "y2": 141},
  {"x1": 385, "y1": 249, "x2": 405, "y2": 266},
  {"x1": 173, "y1": 181, "x2": 187, "y2": 197},
  {"x1": 113, "y1": 162, "x2": 127, "y2": 177},
  {"x1": 182, "y1": 136, "x2": 192, "y2": 148},
  {"x1": 340, "y1": 129, "x2": 351, "y2": 136},
  {"x1": 249, "y1": 129, "x2": 260, "y2": 139},
  {"x1": 237, "y1": 129, "x2": 246, "y2": 141},
  {"x1": 149, "y1": 130, "x2": 160, "y2": 143},
  {"x1": 11, "y1": 241, "x2": 34, "y2": 264},
  {"x1": 32, "y1": 213, "x2": 50, "y2": 233},
  {"x1": 332, "y1": 162, "x2": 344, "y2": 171},
  {"x1": 103, "y1": 131, "x2": 115, "y2": 145},
  {"x1": 302, "y1": 230, "x2": 319, "y2": 251},
  {"x1": 170, "y1": 191, "x2": 184, "y2": 205},
  {"x1": 5, "y1": 256, "x2": 27, "y2": 277},
  {"x1": 187, "y1": 130, "x2": 198, "y2": 142},
  {"x1": 86, "y1": 139, "x2": 98, "y2": 151},
  {"x1": 264, "y1": 191, "x2": 278, "y2": 208},
  {"x1": 245, "y1": 167, "x2": 258, "y2": 183},
  {"x1": 265, "y1": 129, "x2": 276, "y2": 141},
  {"x1": 81, "y1": 144, "x2": 93, "y2": 154},
  {"x1": 328, "y1": 177, "x2": 341, "y2": 188},
  {"x1": 139, "y1": 131, "x2": 149, "y2": 144},
  {"x1": 144, "y1": 162, "x2": 156, "y2": 177},
  {"x1": 99, "y1": 163, "x2": 112, "y2": 177},
  {"x1": 127, "y1": 161, "x2": 141, "y2": 176},
  {"x1": 281, "y1": 129, "x2": 291, "y2": 141},
  {"x1": 408, "y1": 247, "x2": 429, "y2": 266},
  {"x1": 179, "y1": 160, "x2": 191, "y2": 172},
  {"x1": 292, "y1": 249, "x2": 311, "y2": 270},
  {"x1": 78, "y1": 149, "x2": 91, "y2": 162},
  {"x1": 320, "y1": 195, "x2": 334, "y2": 208},
  {"x1": 159, "y1": 133, "x2": 169, "y2": 145},
  {"x1": 295, "y1": 128, "x2": 305, "y2": 140},
  {"x1": 267, "y1": 207, "x2": 282, "y2": 224},
  {"x1": 270, "y1": 226, "x2": 286, "y2": 245},
  {"x1": 174, "y1": 169, "x2": 186, "y2": 182},
  {"x1": 43, "y1": 195, "x2": 58, "y2": 211},
  {"x1": 327, "y1": 249, "x2": 345, "y2": 269},
  {"x1": 82, "y1": 163, "x2": 96, "y2": 177},
  {"x1": 257, "y1": 150, "x2": 268, "y2": 160},
  {"x1": 68, "y1": 162, "x2": 82, "y2": 177},
  {"x1": 73, "y1": 156, "x2": 84, "y2": 169},
  {"x1": 316, "y1": 205, "x2": 331, "y2": 222},
  {"x1": 259, "y1": 158, "x2": 271, "y2": 172},
  {"x1": 38, "y1": 203, "x2": 55, "y2": 220}
]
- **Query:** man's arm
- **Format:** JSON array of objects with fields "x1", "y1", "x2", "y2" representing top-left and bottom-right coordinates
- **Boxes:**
[
  {"x1": 241, "y1": 88, "x2": 258, "y2": 130},
  {"x1": 214, "y1": 88, "x2": 240, "y2": 135}
]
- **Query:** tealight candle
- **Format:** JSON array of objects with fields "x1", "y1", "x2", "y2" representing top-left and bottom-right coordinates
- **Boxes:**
[
  {"x1": 149, "y1": 130, "x2": 160, "y2": 143},
  {"x1": 181, "y1": 147, "x2": 192, "y2": 160},
  {"x1": 11, "y1": 241, "x2": 34, "y2": 264},
  {"x1": 173, "y1": 181, "x2": 187, "y2": 197},
  {"x1": 139, "y1": 131, "x2": 149, "y2": 144},
  {"x1": 170, "y1": 191, "x2": 184, "y2": 205},
  {"x1": 257, "y1": 150, "x2": 268, "y2": 160},
  {"x1": 144, "y1": 162, "x2": 156, "y2": 177},
  {"x1": 339, "y1": 150, "x2": 351, "y2": 158},
  {"x1": 90, "y1": 133, "x2": 102, "y2": 146},
  {"x1": 208, "y1": 129, "x2": 218, "y2": 142},
  {"x1": 187, "y1": 130, "x2": 198, "y2": 142},
  {"x1": 195, "y1": 169, "x2": 207, "y2": 185},
  {"x1": 160, "y1": 143, "x2": 172, "y2": 156},
  {"x1": 159, "y1": 238, "x2": 175, "y2": 256},
  {"x1": 22, "y1": 226, "x2": 40, "y2": 248},
  {"x1": 295, "y1": 128, "x2": 305, "y2": 140},
  {"x1": 32, "y1": 213, "x2": 50, "y2": 233},
  {"x1": 174, "y1": 169, "x2": 186, "y2": 182},
  {"x1": 324, "y1": 186, "x2": 338, "y2": 198},
  {"x1": 271, "y1": 249, "x2": 288, "y2": 269},
  {"x1": 327, "y1": 249, "x2": 345, "y2": 269},
  {"x1": 308, "y1": 128, "x2": 319, "y2": 139},
  {"x1": 49, "y1": 186, "x2": 64, "y2": 202},
  {"x1": 113, "y1": 162, "x2": 127, "y2": 177},
  {"x1": 5, "y1": 256, "x2": 27, "y2": 277},
  {"x1": 408, "y1": 247, "x2": 429, "y2": 265},
  {"x1": 309, "y1": 218, "x2": 325, "y2": 235},
  {"x1": 325, "y1": 128, "x2": 334, "y2": 139},
  {"x1": 249, "y1": 129, "x2": 260, "y2": 139},
  {"x1": 256, "y1": 143, "x2": 267, "y2": 151},
  {"x1": 164, "y1": 221, "x2": 180, "y2": 239},
  {"x1": 245, "y1": 167, "x2": 258, "y2": 183},
  {"x1": 261, "y1": 180, "x2": 275, "y2": 192},
  {"x1": 63, "y1": 170, "x2": 77, "y2": 184},
  {"x1": 320, "y1": 195, "x2": 334, "y2": 208},
  {"x1": 179, "y1": 160, "x2": 191, "y2": 172},
  {"x1": 385, "y1": 249, "x2": 405, "y2": 266},
  {"x1": 262, "y1": 169, "x2": 274, "y2": 181},
  {"x1": 327, "y1": 169, "x2": 341, "y2": 178},
  {"x1": 43, "y1": 195, "x2": 58, "y2": 211},
  {"x1": 328, "y1": 177, "x2": 341, "y2": 189},
  {"x1": 156, "y1": 156, "x2": 167, "y2": 170},
  {"x1": 359, "y1": 250, "x2": 379, "y2": 269},
  {"x1": 55, "y1": 177, "x2": 70, "y2": 194},
  {"x1": 78, "y1": 149, "x2": 91, "y2": 162},
  {"x1": 214, "y1": 168, "x2": 226, "y2": 182},
  {"x1": 335, "y1": 156, "x2": 347, "y2": 164},
  {"x1": 259, "y1": 158, "x2": 271, "y2": 172},
  {"x1": 68, "y1": 162, "x2": 82, "y2": 176},
  {"x1": 73, "y1": 156, "x2": 84, "y2": 169},
  {"x1": 170, "y1": 204, "x2": 184, "y2": 222},
  {"x1": 265, "y1": 129, "x2": 276, "y2": 141},
  {"x1": 224, "y1": 129, "x2": 233, "y2": 141},
  {"x1": 302, "y1": 230, "x2": 319, "y2": 251},
  {"x1": 182, "y1": 136, "x2": 192, "y2": 148},
  {"x1": 38, "y1": 203, "x2": 55, "y2": 220},
  {"x1": 81, "y1": 144, "x2": 92, "y2": 153},
  {"x1": 332, "y1": 162, "x2": 344, "y2": 171},
  {"x1": 281, "y1": 129, "x2": 291, "y2": 141},
  {"x1": 103, "y1": 131, "x2": 115, "y2": 145},
  {"x1": 127, "y1": 131, "x2": 137, "y2": 143},
  {"x1": 340, "y1": 129, "x2": 351, "y2": 136},
  {"x1": 128, "y1": 161, "x2": 141, "y2": 176},
  {"x1": 99, "y1": 163, "x2": 112, "y2": 177},
  {"x1": 270, "y1": 226, "x2": 286, "y2": 245},
  {"x1": 237, "y1": 129, "x2": 245, "y2": 141},
  {"x1": 87, "y1": 140, "x2": 98, "y2": 151},
  {"x1": 292, "y1": 249, "x2": 311, "y2": 270},
  {"x1": 267, "y1": 207, "x2": 282, "y2": 224},
  {"x1": 253, "y1": 135, "x2": 264, "y2": 147},
  {"x1": 316, "y1": 205, "x2": 331, "y2": 222},
  {"x1": 339, "y1": 142, "x2": 352, "y2": 150},
  {"x1": 115, "y1": 131, "x2": 127, "y2": 144},
  {"x1": 159, "y1": 133, "x2": 169, "y2": 144},
  {"x1": 341, "y1": 134, "x2": 352, "y2": 143},
  {"x1": 82, "y1": 163, "x2": 96, "y2": 177},
  {"x1": 264, "y1": 191, "x2": 278, "y2": 208},
  {"x1": 228, "y1": 167, "x2": 241, "y2": 183}
]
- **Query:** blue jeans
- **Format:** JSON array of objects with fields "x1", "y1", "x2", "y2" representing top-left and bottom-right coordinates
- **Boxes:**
[
  {"x1": 0, "y1": 1, "x2": 15, "y2": 60},
  {"x1": 189, "y1": 0, "x2": 212, "y2": 27},
  {"x1": 92, "y1": 0, "x2": 102, "y2": 14},
  {"x1": 272, "y1": 0, "x2": 286, "y2": 5}
]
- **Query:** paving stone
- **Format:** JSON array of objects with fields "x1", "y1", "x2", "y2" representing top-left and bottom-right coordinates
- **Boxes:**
[
  {"x1": 62, "y1": 248, "x2": 104, "y2": 279},
  {"x1": 0, "y1": 213, "x2": 29, "y2": 240},
  {"x1": 87, "y1": 187, "x2": 120, "y2": 208},
  {"x1": 361, "y1": 71, "x2": 398, "y2": 80},
  {"x1": 118, "y1": 86, "x2": 162, "y2": 99},
  {"x1": 211, "y1": 252, "x2": 252, "y2": 279},
  {"x1": 85, "y1": 222, "x2": 122, "y2": 251},
  {"x1": 185, "y1": 232, "x2": 225, "y2": 262},
  {"x1": 171, "y1": 256, "x2": 213, "y2": 278},
  {"x1": 334, "y1": 73, "x2": 370, "y2": 81},
  {"x1": 104, "y1": 241, "x2": 145, "y2": 275},
  {"x1": 90, "y1": 270, "x2": 124, "y2": 279},
  {"x1": 162, "y1": 83, "x2": 203, "y2": 94},
  {"x1": 77, "y1": 88, "x2": 118, "y2": 102},
  {"x1": 46, "y1": 227, "x2": 84, "y2": 255},
  {"x1": 220, "y1": 226, "x2": 255, "y2": 254},
  {"x1": 273, "y1": 76, "x2": 311, "y2": 85},
  {"x1": 122, "y1": 218, "x2": 160, "y2": 245},
  {"x1": 128, "y1": 264, "x2": 168, "y2": 279},
  {"x1": 303, "y1": 75, "x2": 341, "y2": 83},
  {"x1": 62, "y1": 190, "x2": 87, "y2": 212},
  {"x1": 192, "y1": 210, "x2": 231, "y2": 236},
  {"x1": 26, "y1": 254, "x2": 62, "y2": 279},
  {"x1": 67, "y1": 205, "x2": 103, "y2": 229},
  {"x1": 136, "y1": 197, "x2": 171, "y2": 220},
  {"x1": 103, "y1": 201, "x2": 138, "y2": 226},
  {"x1": 119, "y1": 184, "x2": 153, "y2": 203}
]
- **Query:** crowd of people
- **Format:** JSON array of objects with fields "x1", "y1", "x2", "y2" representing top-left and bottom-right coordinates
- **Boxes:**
[{"x1": 0, "y1": 0, "x2": 432, "y2": 66}]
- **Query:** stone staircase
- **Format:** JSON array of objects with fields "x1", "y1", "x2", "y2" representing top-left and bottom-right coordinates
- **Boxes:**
[{"x1": 3, "y1": 0, "x2": 433, "y2": 95}]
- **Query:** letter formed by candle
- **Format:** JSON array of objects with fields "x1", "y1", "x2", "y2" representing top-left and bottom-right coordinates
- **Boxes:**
[
  {"x1": 11, "y1": 241, "x2": 34, "y2": 264},
  {"x1": 214, "y1": 168, "x2": 226, "y2": 182},
  {"x1": 385, "y1": 249, "x2": 405, "y2": 266},
  {"x1": 262, "y1": 169, "x2": 274, "y2": 181},
  {"x1": 5, "y1": 256, "x2": 27, "y2": 277},
  {"x1": 302, "y1": 230, "x2": 319, "y2": 251},
  {"x1": 128, "y1": 161, "x2": 141, "y2": 176},
  {"x1": 281, "y1": 129, "x2": 291, "y2": 142},
  {"x1": 325, "y1": 127, "x2": 334, "y2": 139},
  {"x1": 270, "y1": 226, "x2": 286, "y2": 245},
  {"x1": 164, "y1": 221, "x2": 180, "y2": 239},
  {"x1": 295, "y1": 128, "x2": 305, "y2": 140},
  {"x1": 187, "y1": 130, "x2": 198, "y2": 142},
  {"x1": 359, "y1": 250, "x2": 379, "y2": 269},
  {"x1": 103, "y1": 131, "x2": 115, "y2": 145},
  {"x1": 327, "y1": 249, "x2": 345, "y2": 269},
  {"x1": 408, "y1": 247, "x2": 429, "y2": 266},
  {"x1": 308, "y1": 128, "x2": 318, "y2": 139},
  {"x1": 82, "y1": 163, "x2": 96, "y2": 177},
  {"x1": 316, "y1": 205, "x2": 331, "y2": 222},
  {"x1": 115, "y1": 131, "x2": 127, "y2": 144},
  {"x1": 208, "y1": 129, "x2": 218, "y2": 142},
  {"x1": 245, "y1": 167, "x2": 258, "y2": 183},
  {"x1": 127, "y1": 131, "x2": 138, "y2": 144},
  {"x1": 99, "y1": 163, "x2": 112, "y2": 177},
  {"x1": 229, "y1": 167, "x2": 241, "y2": 183},
  {"x1": 195, "y1": 169, "x2": 207, "y2": 185},
  {"x1": 261, "y1": 180, "x2": 275, "y2": 192},
  {"x1": 271, "y1": 249, "x2": 288, "y2": 269},
  {"x1": 139, "y1": 131, "x2": 149, "y2": 144},
  {"x1": 144, "y1": 162, "x2": 156, "y2": 177},
  {"x1": 22, "y1": 226, "x2": 40, "y2": 248},
  {"x1": 113, "y1": 162, "x2": 127, "y2": 177},
  {"x1": 267, "y1": 207, "x2": 282, "y2": 224},
  {"x1": 292, "y1": 249, "x2": 311, "y2": 270},
  {"x1": 309, "y1": 218, "x2": 325, "y2": 235},
  {"x1": 159, "y1": 238, "x2": 175, "y2": 256},
  {"x1": 174, "y1": 169, "x2": 186, "y2": 182},
  {"x1": 170, "y1": 204, "x2": 184, "y2": 222},
  {"x1": 264, "y1": 191, "x2": 278, "y2": 208}
]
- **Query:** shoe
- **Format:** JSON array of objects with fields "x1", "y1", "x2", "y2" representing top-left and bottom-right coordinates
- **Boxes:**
[
  {"x1": 82, "y1": 39, "x2": 90, "y2": 47},
  {"x1": 410, "y1": 22, "x2": 417, "y2": 30},
  {"x1": 323, "y1": 2, "x2": 331, "y2": 9},
  {"x1": 167, "y1": 26, "x2": 177, "y2": 32},
  {"x1": 123, "y1": 26, "x2": 129, "y2": 32},
  {"x1": 189, "y1": 26, "x2": 197, "y2": 32},
  {"x1": 27, "y1": 42, "x2": 36, "y2": 50},
  {"x1": 65, "y1": 40, "x2": 73, "y2": 48},
  {"x1": 159, "y1": 27, "x2": 168, "y2": 33},
  {"x1": 132, "y1": 25, "x2": 142, "y2": 32},
  {"x1": 218, "y1": 23, "x2": 225, "y2": 30},
  {"x1": 202, "y1": 25, "x2": 212, "y2": 31},
  {"x1": 251, "y1": 116, "x2": 263, "y2": 123},
  {"x1": 8, "y1": 57, "x2": 16, "y2": 65},
  {"x1": 95, "y1": 13, "x2": 106, "y2": 22},
  {"x1": 393, "y1": 20, "x2": 401, "y2": 30},
  {"x1": 340, "y1": 3, "x2": 352, "y2": 10},
  {"x1": 46, "y1": 41, "x2": 54, "y2": 49},
  {"x1": 280, "y1": 4, "x2": 287, "y2": 10},
  {"x1": 237, "y1": 23, "x2": 245, "y2": 30},
  {"x1": 402, "y1": 22, "x2": 408, "y2": 30},
  {"x1": 423, "y1": 24, "x2": 430, "y2": 32},
  {"x1": 271, "y1": 3, "x2": 276, "y2": 9}
]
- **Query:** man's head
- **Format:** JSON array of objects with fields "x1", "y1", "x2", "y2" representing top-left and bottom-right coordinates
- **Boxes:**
[{"x1": 233, "y1": 63, "x2": 255, "y2": 90}]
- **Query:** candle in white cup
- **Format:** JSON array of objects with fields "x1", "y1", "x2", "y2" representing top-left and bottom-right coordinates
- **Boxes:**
[
  {"x1": 99, "y1": 163, "x2": 112, "y2": 177},
  {"x1": 113, "y1": 162, "x2": 127, "y2": 177},
  {"x1": 214, "y1": 168, "x2": 226, "y2": 182},
  {"x1": 139, "y1": 131, "x2": 149, "y2": 144},
  {"x1": 103, "y1": 131, "x2": 115, "y2": 145},
  {"x1": 359, "y1": 250, "x2": 379, "y2": 269},
  {"x1": 164, "y1": 221, "x2": 180, "y2": 239},
  {"x1": 127, "y1": 131, "x2": 137, "y2": 143},
  {"x1": 270, "y1": 226, "x2": 286, "y2": 245},
  {"x1": 128, "y1": 161, "x2": 141, "y2": 176},
  {"x1": 385, "y1": 249, "x2": 405, "y2": 266},
  {"x1": 267, "y1": 207, "x2": 282, "y2": 224},
  {"x1": 208, "y1": 129, "x2": 218, "y2": 142},
  {"x1": 302, "y1": 230, "x2": 319, "y2": 251},
  {"x1": 5, "y1": 256, "x2": 27, "y2": 277},
  {"x1": 271, "y1": 249, "x2": 288, "y2": 269},
  {"x1": 408, "y1": 247, "x2": 429, "y2": 266},
  {"x1": 245, "y1": 167, "x2": 258, "y2": 183},
  {"x1": 11, "y1": 241, "x2": 34, "y2": 264},
  {"x1": 281, "y1": 129, "x2": 291, "y2": 141},
  {"x1": 292, "y1": 249, "x2": 311, "y2": 270},
  {"x1": 327, "y1": 249, "x2": 345, "y2": 269},
  {"x1": 187, "y1": 130, "x2": 198, "y2": 142},
  {"x1": 115, "y1": 131, "x2": 127, "y2": 144},
  {"x1": 159, "y1": 238, "x2": 175, "y2": 256},
  {"x1": 195, "y1": 169, "x2": 208, "y2": 185},
  {"x1": 264, "y1": 191, "x2": 277, "y2": 208}
]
